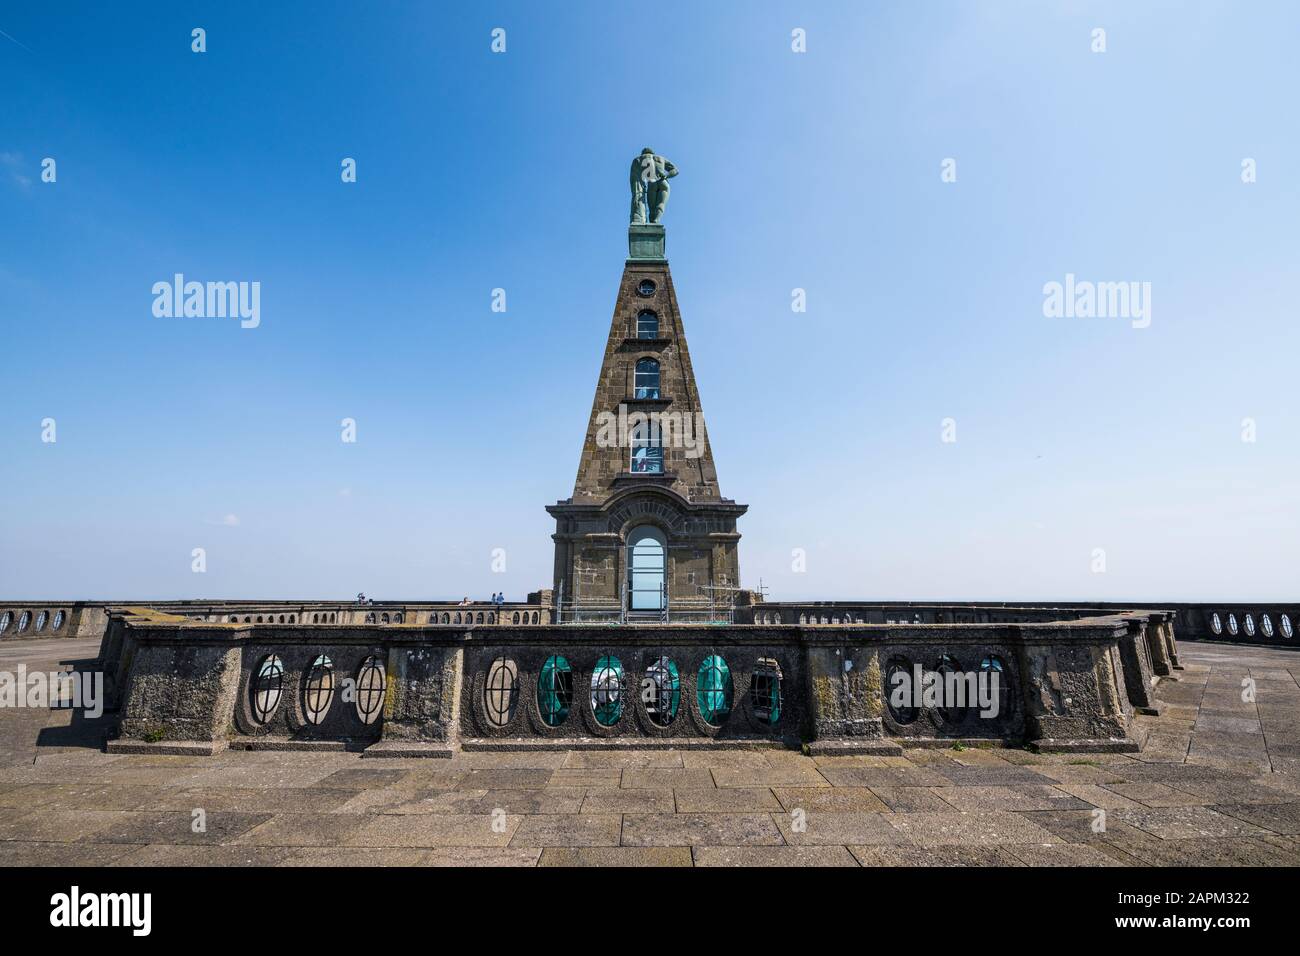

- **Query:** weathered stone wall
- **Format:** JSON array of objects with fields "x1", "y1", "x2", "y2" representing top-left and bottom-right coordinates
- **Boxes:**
[{"x1": 104, "y1": 611, "x2": 1162, "y2": 755}]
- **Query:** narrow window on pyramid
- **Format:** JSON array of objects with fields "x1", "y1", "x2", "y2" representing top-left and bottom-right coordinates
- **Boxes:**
[
  {"x1": 634, "y1": 358, "x2": 660, "y2": 398},
  {"x1": 637, "y1": 310, "x2": 659, "y2": 338},
  {"x1": 629, "y1": 417, "x2": 663, "y2": 473}
]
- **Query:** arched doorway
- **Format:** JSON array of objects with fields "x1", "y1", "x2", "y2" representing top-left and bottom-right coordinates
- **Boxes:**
[{"x1": 627, "y1": 526, "x2": 666, "y2": 615}]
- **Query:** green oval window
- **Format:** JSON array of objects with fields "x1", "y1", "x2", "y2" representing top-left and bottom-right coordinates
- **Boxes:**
[
  {"x1": 696, "y1": 655, "x2": 733, "y2": 725},
  {"x1": 538, "y1": 655, "x2": 573, "y2": 727},
  {"x1": 591, "y1": 655, "x2": 625, "y2": 726}
]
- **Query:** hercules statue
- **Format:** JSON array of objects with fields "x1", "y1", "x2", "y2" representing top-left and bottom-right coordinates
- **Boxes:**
[{"x1": 629, "y1": 148, "x2": 678, "y2": 224}]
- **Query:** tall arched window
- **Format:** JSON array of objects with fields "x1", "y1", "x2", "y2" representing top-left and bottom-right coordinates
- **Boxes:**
[
  {"x1": 634, "y1": 358, "x2": 660, "y2": 398},
  {"x1": 629, "y1": 416, "x2": 663, "y2": 473},
  {"x1": 637, "y1": 310, "x2": 659, "y2": 338},
  {"x1": 627, "y1": 526, "x2": 666, "y2": 612}
]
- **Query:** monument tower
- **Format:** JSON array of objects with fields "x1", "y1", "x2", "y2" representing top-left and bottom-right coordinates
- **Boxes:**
[{"x1": 547, "y1": 149, "x2": 747, "y2": 621}]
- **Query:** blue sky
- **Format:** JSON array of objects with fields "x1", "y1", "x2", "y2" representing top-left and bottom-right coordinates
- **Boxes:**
[{"x1": 2, "y1": 1, "x2": 1297, "y2": 601}]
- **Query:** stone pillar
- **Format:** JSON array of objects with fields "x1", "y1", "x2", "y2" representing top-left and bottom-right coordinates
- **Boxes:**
[
  {"x1": 368, "y1": 644, "x2": 461, "y2": 757},
  {"x1": 116, "y1": 642, "x2": 242, "y2": 752},
  {"x1": 1117, "y1": 620, "x2": 1161, "y2": 715},
  {"x1": 802, "y1": 638, "x2": 898, "y2": 755},
  {"x1": 1144, "y1": 619, "x2": 1174, "y2": 677},
  {"x1": 1017, "y1": 636, "x2": 1137, "y2": 752}
]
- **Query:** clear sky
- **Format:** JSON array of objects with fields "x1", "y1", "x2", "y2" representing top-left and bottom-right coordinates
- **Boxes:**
[{"x1": 2, "y1": 1, "x2": 1297, "y2": 602}]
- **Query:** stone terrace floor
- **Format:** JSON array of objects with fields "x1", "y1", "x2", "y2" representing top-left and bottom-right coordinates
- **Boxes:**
[{"x1": 2, "y1": 637, "x2": 1300, "y2": 866}]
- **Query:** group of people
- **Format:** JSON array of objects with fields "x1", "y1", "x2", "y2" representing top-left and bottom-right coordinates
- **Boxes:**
[{"x1": 458, "y1": 593, "x2": 506, "y2": 605}]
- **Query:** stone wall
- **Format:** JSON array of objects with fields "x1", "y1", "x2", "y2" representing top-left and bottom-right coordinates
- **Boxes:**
[{"x1": 101, "y1": 610, "x2": 1170, "y2": 756}]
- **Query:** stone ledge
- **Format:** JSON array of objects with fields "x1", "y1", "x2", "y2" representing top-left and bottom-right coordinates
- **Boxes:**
[
  {"x1": 1028, "y1": 737, "x2": 1141, "y2": 754},
  {"x1": 804, "y1": 739, "x2": 905, "y2": 756},
  {"x1": 227, "y1": 738, "x2": 349, "y2": 752},
  {"x1": 889, "y1": 737, "x2": 1019, "y2": 750},
  {"x1": 106, "y1": 739, "x2": 227, "y2": 756},
  {"x1": 361, "y1": 741, "x2": 455, "y2": 759}
]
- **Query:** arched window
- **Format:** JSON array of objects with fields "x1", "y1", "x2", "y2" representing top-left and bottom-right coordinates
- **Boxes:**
[
  {"x1": 627, "y1": 527, "x2": 666, "y2": 612},
  {"x1": 637, "y1": 310, "x2": 659, "y2": 339},
  {"x1": 634, "y1": 358, "x2": 660, "y2": 398},
  {"x1": 629, "y1": 415, "x2": 663, "y2": 473}
]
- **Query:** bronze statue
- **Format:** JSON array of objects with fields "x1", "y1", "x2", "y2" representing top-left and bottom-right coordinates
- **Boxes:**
[{"x1": 629, "y1": 147, "x2": 678, "y2": 224}]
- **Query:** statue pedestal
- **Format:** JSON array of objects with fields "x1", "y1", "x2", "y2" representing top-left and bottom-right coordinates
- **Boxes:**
[{"x1": 628, "y1": 223, "x2": 665, "y2": 261}]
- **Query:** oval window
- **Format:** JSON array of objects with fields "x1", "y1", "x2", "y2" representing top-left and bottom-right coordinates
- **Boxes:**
[
  {"x1": 591, "y1": 655, "x2": 625, "y2": 726},
  {"x1": 1210, "y1": 612, "x2": 1222, "y2": 635},
  {"x1": 18, "y1": 611, "x2": 30, "y2": 632},
  {"x1": 1245, "y1": 614, "x2": 1256, "y2": 637},
  {"x1": 696, "y1": 655, "x2": 733, "y2": 725},
  {"x1": 35, "y1": 611, "x2": 47, "y2": 631},
  {"x1": 637, "y1": 279, "x2": 656, "y2": 297},
  {"x1": 980, "y1": 656, "x2": 1010, "y2": 721},
  {"x1": 250, "y1": 655, "x2": 284, "y2": 724},
  {"x1": 0, "y1": 611, "x2": 10, "y2": 632},
  {"x1": 644, "y1": 656, "x2": 680, "y2": 726},
  {"x1": 1282, "y1": 614, "x2": 1294, "y2": 639},
  {"x1": 538, "y1": 655, "x2": 573, "y2": 726},
  {"x1": 355, "y1": 656, "x2": 386, "y2": 724},
  {"x1": 933, "y1": 655, "x2": 966, "y2": 725},
  {"x1": 1227, "y1": 614, "x2": 1239, "y2": 635},
  {"x1": 750, "y1": 658, "x2": 783, "y2": 726},
  {"x1": 303, "y1": 654, "x2": 335, "y2": 725},
  {"x1": 886, "y1": 658, "x2": 918, "y2": 725},
  {"x1": 1261, "y1": 614, "x2": 1274, "y2": 638},
  {"x1": 484, "y1": 657, "x2": 519, "y2": 727}
]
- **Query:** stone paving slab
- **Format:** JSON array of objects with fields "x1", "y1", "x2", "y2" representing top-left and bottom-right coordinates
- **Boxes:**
[
  {"x1": 774, "y1": 811, "x2": 911, "y2": 846},
  {"x1": 673, "y1": 788, "x2": 783, "y2": 813},
  {"x1": 579, "y1": 789, "x2": 675, "y2": 813},
  {"x1": 693, "y1": 845, "x2": 858, "y2": 866},
  {"x1": 538, "y1": 847, "x2": 691, "y2": 867},
  {"x1": 1210, "y1": 802, "x2": 1300, "y2": 835},
  {"x1": 621, "y1": 813, "x2": 784, "y2": 846},
  {"x1": 620, "y1": 768, "x2": 715, "y2": 790},
  {"x1": 509, "y1": 814, "x2": 622, "y2": 847},
  {"x1": 884, "y1": 810, "x2": 1063, "y2": 847},
  {"x1": 930, "y1": 785, "x2": 1092, "y2": 812},
  {"x1": 342, "y1": 813, "x2": 522, "y2": 848},
  {"x1": 848, "y1": 844, "x2": 1024, "y2": 866},
  {"x1": 772, "y1": 786, "x2": 889, "y2": 813}
]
